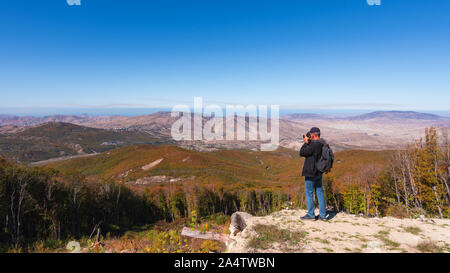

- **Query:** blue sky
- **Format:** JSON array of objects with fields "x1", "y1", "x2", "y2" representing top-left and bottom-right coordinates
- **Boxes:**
[{"x1": 1, "y1": 0, "x2": 450, "y2": 114}]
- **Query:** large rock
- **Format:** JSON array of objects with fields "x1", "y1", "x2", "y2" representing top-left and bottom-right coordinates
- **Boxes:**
[{"x1": 229, "y1": 212, "x2": 253, "y2": 236}]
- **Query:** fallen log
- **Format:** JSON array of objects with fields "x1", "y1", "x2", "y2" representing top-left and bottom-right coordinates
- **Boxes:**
[{"x1": 181, "y1": 227, "x2": 234, "y2": 244}]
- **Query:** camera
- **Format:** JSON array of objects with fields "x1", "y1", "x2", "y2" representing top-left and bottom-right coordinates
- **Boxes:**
[{"x1": 303, "y1": 132, "x2": 311, "y2": 144}]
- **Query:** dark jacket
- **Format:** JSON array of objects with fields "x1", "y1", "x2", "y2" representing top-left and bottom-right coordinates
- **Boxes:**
[{"x1": 299, "y1": 139, "x2": 324, "y2": 177}]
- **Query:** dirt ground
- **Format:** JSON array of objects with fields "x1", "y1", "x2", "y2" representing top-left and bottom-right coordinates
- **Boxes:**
[{"x1": 226, "y1": 209, "x2": 450, "y2": 253}]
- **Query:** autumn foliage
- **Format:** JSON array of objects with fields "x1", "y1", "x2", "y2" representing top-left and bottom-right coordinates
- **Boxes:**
[{"x1": 0, "y1": 127, "x2": 448, "y2": 251}]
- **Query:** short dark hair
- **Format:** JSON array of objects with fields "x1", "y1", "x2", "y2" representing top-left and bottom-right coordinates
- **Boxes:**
[{"x1": 310, "y1": 127, "x2": 320, "y2": 137}]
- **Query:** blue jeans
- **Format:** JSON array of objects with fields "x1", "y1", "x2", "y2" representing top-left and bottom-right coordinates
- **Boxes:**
[{"x1": 305, "y1": 175, "x2": 326, "y2": 219}]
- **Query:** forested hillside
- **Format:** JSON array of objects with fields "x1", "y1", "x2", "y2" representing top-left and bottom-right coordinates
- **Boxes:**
[
  {"x1": 0, "y1": 128, "x2": 448, "y2": 252},
  {"x1": 0, "y1": 122, "x2": 164, "y2": 163}
]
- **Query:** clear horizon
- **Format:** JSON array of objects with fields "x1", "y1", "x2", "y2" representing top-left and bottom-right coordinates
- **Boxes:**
[
  {"x1": 1, "y1": 1, "x2": 450, "y2": 111},
  {"x1": 1, "y1": 107, "x2": 450, "y2": 118}
]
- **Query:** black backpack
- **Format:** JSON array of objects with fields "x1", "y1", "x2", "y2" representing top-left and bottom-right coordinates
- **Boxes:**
[{"x1": 316, "y1": 141, "x2": 334, "y2": 174}]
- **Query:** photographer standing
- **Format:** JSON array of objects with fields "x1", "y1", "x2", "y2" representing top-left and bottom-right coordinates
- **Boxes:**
[{"x1": 299, "y1": 127, "x2": 327, "y2": 221}]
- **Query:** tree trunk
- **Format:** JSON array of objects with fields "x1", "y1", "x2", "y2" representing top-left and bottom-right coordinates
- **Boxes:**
[
  {"x1": 404, "y1": 153, "x2": 422, "y2": 209},
  {"x1": 400, "y1": 166, "x2": 409, "y2": 213},
  {"x1": 432, "y1": 186, "x2": 444, "y2": 218},
  {"x1": 391, "y1": 164, "x2": 401, "y2": 204},
  {"x1": 443, "y1": 173, "x2": 450, "y2": 205}
]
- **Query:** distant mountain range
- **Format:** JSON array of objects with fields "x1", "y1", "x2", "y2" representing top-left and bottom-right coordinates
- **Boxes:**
[
  {"x1": 1, "y1": 110, "x2": 448, "y2": 128},
  {"x1": 282, "y1": 110, "x2": 450, "y2": 121},
  {"x1": 346, "y1": 111, "x2": 448, "y2": 121},
  {"x1": 0, "y1": 111, "x2": 449, "y2": 163}
]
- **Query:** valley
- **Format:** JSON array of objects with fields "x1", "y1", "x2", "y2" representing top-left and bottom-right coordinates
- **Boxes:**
[
  {"x1": 1, "y1": 110, "x2": 449, "y2": 164},
  {"x1": 0, "y1": 110, "x2": 449, "y2": 253}
]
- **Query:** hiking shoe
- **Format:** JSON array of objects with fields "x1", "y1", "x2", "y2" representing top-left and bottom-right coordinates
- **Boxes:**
[
  {"x1": 300, "y1": 214, "x2": 315, "y2": 220},
  {"x1": 318, "y1": 217, "x2": 328, "y2": 221}
]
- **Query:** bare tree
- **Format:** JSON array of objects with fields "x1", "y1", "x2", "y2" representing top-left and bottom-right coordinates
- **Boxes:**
[{"x1": 8, "y1": 167, "x2": 31, "y2": 248}]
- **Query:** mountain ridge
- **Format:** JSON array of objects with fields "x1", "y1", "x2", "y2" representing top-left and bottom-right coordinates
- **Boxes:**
[
  {"x1": 346, "y1": 111, "x2": 447, "y2": 121},
  {"x1": 0, "y1": 122, "x2": 165, "y2": 163},
  {"x1": 1, "y1": 110, "x2": 449, "y2": 127},
  {"x1": 282, "y1": 110, "x2": 450, "y2": 121},
  {"x1": 1, "y1": 110, "x2": 449, "y2": 163}
]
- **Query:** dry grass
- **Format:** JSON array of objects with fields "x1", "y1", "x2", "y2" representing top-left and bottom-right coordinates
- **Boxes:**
[
  {"x1": 247, "y1": 224, "x2": 307, "y2": 251},
  {"x1": 374, "y1": 230, "x2": 400, "y2": 248},
  {"x1": 403, "y1": 226, "x2": 422, "y2": 235},
  {"x1": 416, "y1": 240, "x2": 442, "y2": 253}
]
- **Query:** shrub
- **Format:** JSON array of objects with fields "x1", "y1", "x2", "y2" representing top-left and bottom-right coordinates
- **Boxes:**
[
  {"x1": 416, "y1": 240, "x2": 442, "y2": 253},
  {"x1": 385, "y1": 204, "x2": 409, "y2": 219},
  {"x1": 200, "y1": 240, "x2": 223, "y2": 253}
]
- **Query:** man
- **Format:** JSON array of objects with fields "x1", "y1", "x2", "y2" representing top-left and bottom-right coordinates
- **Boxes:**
[{"x1": 299, "y1": 127, "x2": 327, "y2": 221}]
